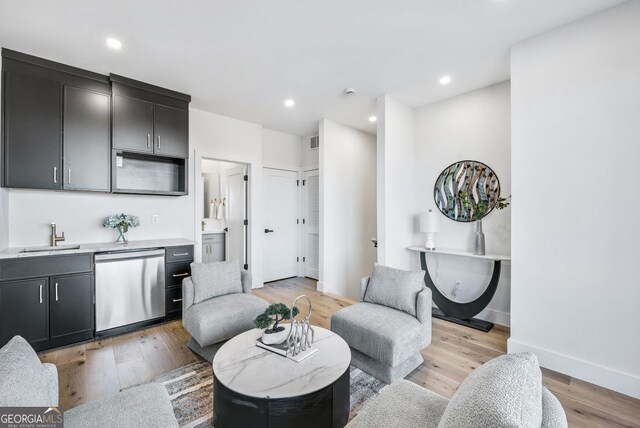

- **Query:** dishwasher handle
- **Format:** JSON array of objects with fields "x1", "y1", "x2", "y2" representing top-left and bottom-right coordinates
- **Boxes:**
[{"x1": 95, "y1": 249, "x2": 165, "y2": 262}]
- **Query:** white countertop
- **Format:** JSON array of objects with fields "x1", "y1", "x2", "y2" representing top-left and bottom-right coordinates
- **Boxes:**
[
  {"x1": 408, "y1": 246, "x2": 511, "y2": 261},
  {"x1": 0, "y1": 238, "x2": 195, "y2": 260},
  {"x1": 213, "y1": 326, "x2": 351, "y2": 399}
]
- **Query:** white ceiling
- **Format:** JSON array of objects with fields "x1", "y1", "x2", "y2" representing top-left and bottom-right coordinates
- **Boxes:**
[{"x1": 0, "y1": 0, "x2": 626, "y2": 136}]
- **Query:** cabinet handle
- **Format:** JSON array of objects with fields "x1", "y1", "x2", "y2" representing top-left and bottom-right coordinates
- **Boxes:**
[
  {"x1": 172, "y1": 272, "x2": 189, "y2": 278},
  {"x1": 173, "y1": 252, "x2": 189, "y2": 256},
  {"x1": 172, "y1": 298, "x2": 183, "y2": 303},
  {"x1": 55, "y1": 282, "x2": 59, "y2": 301},
  {"x1": 147, "y1": 133, "x2": 151, "y2": 148},
  {"x1": 39, "y1": 284, "x2": 43, "y2": 304},
  {"x1": 53, "y1": 167, "x2": 57, "y2": 184},
  {"x1": 157, "y1": 135, "x2": 161, "y2": 150},
  {"x1": 68, "y1": 169, "x2": 71, "y2": 185}
]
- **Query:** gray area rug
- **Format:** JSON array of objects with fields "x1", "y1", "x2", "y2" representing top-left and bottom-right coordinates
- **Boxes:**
[{"x1": 151, "y1": 360, "x2": 386, "y2": 427}]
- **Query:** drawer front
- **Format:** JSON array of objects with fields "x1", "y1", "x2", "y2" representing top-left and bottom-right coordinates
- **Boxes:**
[
  {"x1": 0, "y1": 254, "x2": 93, "y2": 281},
  {"x1": 165, "y1": 287, "x2": 183, "y2": 313},
  {"x1": 202, "y1": 233, "x2": 225, "y2": 243},
  {"x1": 165, "y1": 262, "x2": 191, "y2": 288},
  {"x1": 165, "y1": 245, "x2": 194, "y2": 263}
]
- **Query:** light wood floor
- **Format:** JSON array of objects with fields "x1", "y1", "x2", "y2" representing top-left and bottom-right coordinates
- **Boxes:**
[{"x1": 39, "y1": 277, "x2": 640, "y2": 427}]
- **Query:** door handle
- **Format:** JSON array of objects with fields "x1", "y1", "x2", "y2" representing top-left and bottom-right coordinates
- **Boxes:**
[
  {"x1": 265, "y1": 229, "x2": 274, "y2": 233},
  {"x1": 55, "y1": 282, "x2": 59, "y2": 301},
  {"x1": 68, "y1": 169, "x2": 71, "y2": 185},
  {"x1": 172, "y1": 298, "x2": 183, "y2": 303},
  {"x1": 39, "y1": 284, "x2": 43, "y2": 304},
  {"x1": 157, "y1": 135, "x2": 161, "y2": 150},
  {"x1": 173, "y1": 252, "x2": 189, "y2": 256},
  {"x1": 147, "y1": 133, "x2": 151, "y2": 148},
  {"x1": 53, "y1": 167, "x2": 57, "y2": 184},
  {"x1": 172, "y1": 272, "x2": 189, "y2": 278}
]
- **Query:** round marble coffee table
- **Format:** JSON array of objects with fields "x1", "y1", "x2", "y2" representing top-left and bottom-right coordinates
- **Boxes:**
[{"x1": 212, "y1": 326, "x2": 351, "y2": 428}]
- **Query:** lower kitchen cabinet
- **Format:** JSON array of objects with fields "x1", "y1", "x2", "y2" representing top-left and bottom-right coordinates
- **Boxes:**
[
  {"x1": 165, "y1": 245, "x2": 193, "y2": 320},
  {"x1": 49, "y1": 274, "x2": 93, "y2": 341},
  {"x1": 0, "y1": 278, "x2": 49, "y2": 348}
]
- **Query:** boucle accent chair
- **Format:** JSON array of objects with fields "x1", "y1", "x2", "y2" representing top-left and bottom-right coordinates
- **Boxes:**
[
  {"x1": 331, "y1": 264, "x2": 432, "y2": 384},
  {"x1": 0, "y1": 336, "x2": 178, "y2": 428},
  {"x1": 346, "y1": 352, "x2": 568, "y2": 428},
  {"x1": 183, "y1": 260, "x2": 269, "y2": 362}
]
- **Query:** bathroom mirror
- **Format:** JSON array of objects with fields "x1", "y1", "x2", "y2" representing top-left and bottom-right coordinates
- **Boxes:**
[{"x1": 433, "y1": 160, "x2": 501, "y2": 222}]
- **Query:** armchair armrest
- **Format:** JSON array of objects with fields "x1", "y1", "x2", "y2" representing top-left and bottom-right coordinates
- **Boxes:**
[
  {"x1": 416, "y1": 287, "x2": 432, "y2": 325},
  {"x1": 241, "y1": 270, "x2": 253, "y2": 294},
  {"x1": 360, "y1": 277, "x2": 370, "y2": 302},
  {"x1": 183, "y1": 277, "x2": 195, "y2": 313}
]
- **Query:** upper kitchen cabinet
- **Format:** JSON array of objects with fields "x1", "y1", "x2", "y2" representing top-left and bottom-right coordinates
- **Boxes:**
[
  {"x1": 1, "y1": 49, "x2": 111, "y2": 192},
  {"x1": 110, "y1": 74, "x2": 190, "y2": 159}
]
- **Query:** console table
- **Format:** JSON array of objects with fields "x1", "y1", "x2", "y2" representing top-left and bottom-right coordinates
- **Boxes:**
[{"x1": 408, "y1": 247, "x2": 511, "y2": 332}]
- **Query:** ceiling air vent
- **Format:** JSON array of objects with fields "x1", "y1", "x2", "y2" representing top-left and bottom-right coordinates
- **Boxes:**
[{"x1": 309, "y1": 135, "x2": 319, "y2": 150}]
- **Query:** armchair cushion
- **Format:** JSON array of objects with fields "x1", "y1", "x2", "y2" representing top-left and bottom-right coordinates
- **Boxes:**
[
  {"x1": 331, "y1": 302, "x2": 430, "y2": 367},
  {"x1": 184, "y1": 292, "x2": 269, "y2": 347},
  {"x1": 190, "y1": 260, "x2": 243, "y2": 304},
  {"x1": 64, "y1": 383, "x2": 178, "y2": 428},
  {"x1": 438, "y1": 352, "x2": 543, "y2": 428},
  {"x1": 363, "y1": 264, "x2": 425, "y2": 316},
  {"x1": 0, "y1": 336, "x2": 58, "y2": 407}
]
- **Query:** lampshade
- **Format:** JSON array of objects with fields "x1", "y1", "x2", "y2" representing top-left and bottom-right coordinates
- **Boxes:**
[{"x1": 419, "y1": 209, "x2": 440, "y2": 233}]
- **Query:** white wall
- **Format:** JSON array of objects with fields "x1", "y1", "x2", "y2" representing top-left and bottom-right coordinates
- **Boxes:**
[
  {"x1": 7, "y1": 190, "x2": 194, "y2": 246},
  {"x1": 301, "y1": 133, "x2": 320, "y2": 171},
  {"x1": 190, "y1": 108, "x2": 264, "y2": 288},
  {"x1": 262, "y1": 129, "x2": 302, "y2": 171},
  {"x1": 376, "y1": 95, "x2": 415, "y2": 270},
  {"x1": 510, "y1": 1, "x2": 640, "y2": 399},
  {"x1": 413, "y1": 82, "x2": 511, "y2": 326},
  {"x1": 319, "y1": 119, "x2": 376, "y2": 300}
]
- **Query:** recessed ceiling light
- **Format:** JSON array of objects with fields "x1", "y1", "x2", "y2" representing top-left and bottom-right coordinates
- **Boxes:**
[
  {"x1": 284, "y1": 99, "x2": 295, "y2": 108},
  {"x1": 439, "y1": 75, "x2": 451, "y2": 85},
  {"x1": 106, "y1": 38, "x2": 122, "y2": 50},
  {"x1": 368, "y1": 116, "x2": 377, "y2": 123}
]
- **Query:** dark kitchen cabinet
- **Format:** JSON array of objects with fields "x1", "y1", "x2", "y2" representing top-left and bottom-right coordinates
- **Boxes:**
[
  {"x1": 63, "y1": 86, "x2": 111, "y2": 191},
  {"x1": 164, "y1": 245, "x2": 194, "y2": 320},
  {"x1": 0, "y1": 254, "x2": 94, "y2": 351},
  {"x1": 2, "y1": 71, "x2": 62, "y2": 189},
  {"x1": 2, "y1": 49, "x2": 112, "y2": 193},
  {"x1": 154, "y1": 103, "x2": 189, "y2": 158},
  {"x1": 0, "y1": 278, "x2": 49, "y2": 347},
  {"x1": 49, "y1": 274, "x2": 93, "y2": 340},
  {"x1": 112, "y1": 94, "x2": 154, "y2": 153}
]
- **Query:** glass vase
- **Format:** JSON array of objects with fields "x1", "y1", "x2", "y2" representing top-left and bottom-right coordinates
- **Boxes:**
[
  {"x1": 473, "y1": 220, "x2": 485, "y2": 256},
  {"x1": 115, "y1": 225, "x2": 128, "y2": 244}
]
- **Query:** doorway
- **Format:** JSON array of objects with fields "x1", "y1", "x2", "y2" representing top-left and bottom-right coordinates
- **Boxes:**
[{"x1": 201, "y1": 158, "x2": 248, "y2": 267}]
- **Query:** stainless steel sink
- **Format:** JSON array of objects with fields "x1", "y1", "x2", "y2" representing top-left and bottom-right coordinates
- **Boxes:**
[{"x1": 20, "y1": 244, "x2": 81, "y2": 253}]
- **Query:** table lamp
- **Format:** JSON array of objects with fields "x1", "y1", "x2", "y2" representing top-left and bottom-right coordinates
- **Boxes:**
[{"x1": 419, "y1": 209, "x2": 440, "y2": 250}]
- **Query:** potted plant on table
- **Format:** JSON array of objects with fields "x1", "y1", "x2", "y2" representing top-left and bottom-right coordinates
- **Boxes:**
[
  {"x1": 254, "y1": 303, "x2": 299, "y2": 345},
  {"x1": 103, "y1": 213, "x2": 140, "y2": 244}
]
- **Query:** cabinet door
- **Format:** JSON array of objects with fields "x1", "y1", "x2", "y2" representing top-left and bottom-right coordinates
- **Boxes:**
[
  {"x1": 49, "y1": 274, "x2": 93, "y2": 339},
  {"x1": 112, "y1": 94, "x2": 154, "y2": 153},
  {"x1": 154, "y1": 103, "x2": 188, "y2": 158},
  {"x1": 3, "y1": 72, "x2": 62, "y2": 189},
  {"x1": 210, "y1": 241, "x2": 225, "y2": 262},
  {"x1": 63, "y1": 86, "x2": 111, "y2": 191},
  {"x1": 0, "y1": 278, "x2": 49, "y2": 347}
]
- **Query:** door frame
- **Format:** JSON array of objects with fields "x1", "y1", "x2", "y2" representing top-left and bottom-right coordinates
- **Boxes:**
[
  {"x1": 194, "y1": 155, "x2": 251, "y2": 272},
  {"x1": 262, "y1": 167, "x2": 300, "y2": 283}
]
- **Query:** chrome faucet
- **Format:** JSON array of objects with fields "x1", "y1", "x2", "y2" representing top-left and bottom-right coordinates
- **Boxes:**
[{"x1": 51, "y1": 222, "x2": 65, "y2": 247}]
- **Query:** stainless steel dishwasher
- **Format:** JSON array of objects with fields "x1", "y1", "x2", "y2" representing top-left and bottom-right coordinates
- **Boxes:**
[{"x1": 95, "y1": 249, "x2": 165, "y2": 333}]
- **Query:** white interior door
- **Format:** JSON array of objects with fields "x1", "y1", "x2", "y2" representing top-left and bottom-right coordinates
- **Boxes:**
[
  {"x1": 226, "y1": 165, "x2": 247, "y2": 266},
  {"x1": 302, "y1": 169, "x2": 319, "y2": 279},
  {"x1": 263, "y1": 168, "x2": 299, "y2": 282}
]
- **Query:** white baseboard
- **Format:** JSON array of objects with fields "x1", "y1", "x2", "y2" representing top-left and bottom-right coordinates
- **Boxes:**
[
  {"x1": 508, "y1": 338, "x2": 640, "y2": 399},
  {"x1": 317, "y1": 281, "x2": 325, "y2": 292},
  {"x1": 252, "y1": 279, "x2": 264, "y2": 289}
]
